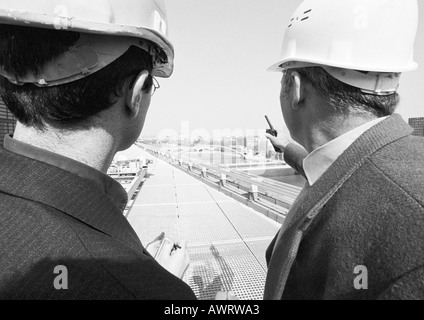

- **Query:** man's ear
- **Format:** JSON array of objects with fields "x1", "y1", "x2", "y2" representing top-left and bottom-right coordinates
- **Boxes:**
[
  {"x1": 125, "y1": 70, "x2": 150, "y2": 118},
  {"x1": 290, "y1": 71, "x2": 305, "y2": 110}
]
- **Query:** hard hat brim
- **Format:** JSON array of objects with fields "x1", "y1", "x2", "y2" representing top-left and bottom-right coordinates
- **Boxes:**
[
  {"x1": 267, "y1": 57, "x2": 419, "y2": 74},
  {"x1": 267, "y1": 59, "x2": 417, "y2": 96},
  {"x1": 0, "y1": 9, "x2": 174, "y2": 78}
]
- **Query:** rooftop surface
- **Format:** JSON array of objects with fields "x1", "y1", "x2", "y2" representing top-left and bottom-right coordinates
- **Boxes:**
[{"x1": 125, "y1": 150, "x2": 282, "y2": 300}]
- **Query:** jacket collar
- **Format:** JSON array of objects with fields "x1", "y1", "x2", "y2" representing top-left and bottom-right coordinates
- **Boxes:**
[
  {"x1": 3, "y1": 134, "x2": 128, "y2": 211},
  {"x1": 286, "y1": 113, "x2": 413, "y2": 232},
  {"x1": 0, "y1": 141, "x2": 143, "y2": 252},
  {"x1": 302, "y1": 117, "x2": 387, "y2": 186}
]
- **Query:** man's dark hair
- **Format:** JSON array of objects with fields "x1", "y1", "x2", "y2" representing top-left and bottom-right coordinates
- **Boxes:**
[
  {"x1": 0, "y1": 25, "x2": 154, "y2": 130},
  {"x1": 283, "y1": 67, "x2": 400, "y2": 117}
]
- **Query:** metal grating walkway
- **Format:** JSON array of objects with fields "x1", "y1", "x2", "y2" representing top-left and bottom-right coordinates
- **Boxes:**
[{"x1": 126, "y1": 152, "x2": 281, "y2": 300}]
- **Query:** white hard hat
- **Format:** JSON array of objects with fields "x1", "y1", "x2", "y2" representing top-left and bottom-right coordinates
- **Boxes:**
[
  {"x1": 0, "y1": 0, "x2": 174, "y2": 86},
  {"x1": 268, "y1": 0, "x2": 419, "y2": 95}
]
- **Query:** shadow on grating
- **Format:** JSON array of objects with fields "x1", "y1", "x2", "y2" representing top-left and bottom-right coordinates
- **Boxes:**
[{"x1": 183, "y1": 242, "x2": 266, "y2": 300}]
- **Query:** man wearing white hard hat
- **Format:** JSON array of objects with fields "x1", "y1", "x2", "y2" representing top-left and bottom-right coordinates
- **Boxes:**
[
  {"x1": 264, "y1": 0, "x2": 424, "y2": 300},
  {"x1": 0, "y1": 1, "x2": 196, "y2": 299}
]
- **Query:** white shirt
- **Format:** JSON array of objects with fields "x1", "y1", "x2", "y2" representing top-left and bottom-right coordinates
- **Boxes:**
[{"x1": 303, "y1": 117, "x2": 388, "y2": 186}]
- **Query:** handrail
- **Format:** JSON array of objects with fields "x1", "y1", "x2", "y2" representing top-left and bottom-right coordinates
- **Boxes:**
[
  {"x1": 126, "y1": 169, "x2": 147, "y2": 201},
  {"x1": 138, "y1": 143, "x2": 302, "y2": 212}
]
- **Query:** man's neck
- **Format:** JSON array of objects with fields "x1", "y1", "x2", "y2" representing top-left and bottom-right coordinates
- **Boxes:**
[
  {"x1": 301, "y1": 114, "x2": 380, "y2": 153},
  {"x1": 13, "y1": 123, "x2": 118, "y2": 173}
]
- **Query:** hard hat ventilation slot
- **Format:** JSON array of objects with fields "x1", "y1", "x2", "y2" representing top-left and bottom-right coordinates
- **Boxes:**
[
  {"x1": 301, "y1": 9, "x2": 312, "y2": 21},
  {"x1": 289, "y1": 9, "x2": 312, "y2": 27}
]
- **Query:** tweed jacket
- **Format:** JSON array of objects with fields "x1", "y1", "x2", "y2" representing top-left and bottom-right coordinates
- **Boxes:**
[
  {"x1": 0, "y1": 142, "x2": 196, "y2": 300},
  {"x1": 264, "y1": 114, "x2": 424, "y2": 300}
]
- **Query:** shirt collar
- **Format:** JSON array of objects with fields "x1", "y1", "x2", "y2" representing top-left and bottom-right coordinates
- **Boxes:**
[
  {"x1": 3, "y1": 134, "x2": 128, "y2": 211},
  {"x1": 303, "y1": 117, "x2": 388, "y2": 186}
]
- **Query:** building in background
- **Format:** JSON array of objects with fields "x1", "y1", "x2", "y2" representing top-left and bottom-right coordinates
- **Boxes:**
[
  {"x1": 409, "y1": 117, "x2": 424, "y2": 137},
  {"x1": 0, "y1": 99, "x2": 16, "y2": 137}
]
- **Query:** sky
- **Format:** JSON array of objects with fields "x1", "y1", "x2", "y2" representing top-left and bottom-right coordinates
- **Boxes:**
[{"x1": 141, "y1": 0, "x2": 424, "y2": 139}]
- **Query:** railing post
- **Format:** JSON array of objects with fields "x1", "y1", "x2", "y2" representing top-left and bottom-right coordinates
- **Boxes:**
[
  {"x1": 201, "y1": 167, "x2": 207, "y2": 178},
  {"x1": 249, "y1": 184, "x2": 259, "y2": 201},
  {"x1": 220, "y1": 173, "x2": 227, "y2": 187}
]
